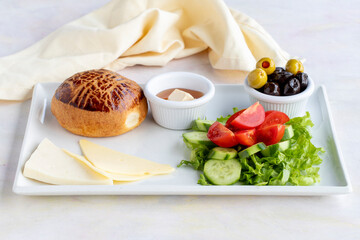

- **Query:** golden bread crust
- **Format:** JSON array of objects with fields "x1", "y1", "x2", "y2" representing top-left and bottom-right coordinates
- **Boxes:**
[{"x1": 51, "y1": 69, "x2": 148, "y2": 137}]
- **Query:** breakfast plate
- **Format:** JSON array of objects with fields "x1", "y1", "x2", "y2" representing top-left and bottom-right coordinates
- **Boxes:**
[{"x1": 12, "y1": 83, "x2": 352, "y2": 195}]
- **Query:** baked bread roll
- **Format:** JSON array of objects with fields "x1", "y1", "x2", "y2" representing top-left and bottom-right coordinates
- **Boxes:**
[{"x1": 51, "y1": 69, "x2": 148, "y2": 137}]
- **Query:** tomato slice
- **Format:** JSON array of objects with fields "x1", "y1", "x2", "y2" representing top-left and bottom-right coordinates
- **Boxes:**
[
  {"x1": 257, "y1": 111, "x2": 290, "y2": 129},
  {"x1": 207, "y1": 122, "x2": 238, "y2": 147},
  {"x1": 234, "y1": 129, "x2": 257, "y2": 146},
  {"x1": 256, "y1": 124, "x2": 285, "y2": 145},
  {"x1": 265, "y1": 110, "x2": 276, "y2": 117},
  {"x1": 230, "y1": 102, "x2": 265, "y2": 130},
  {"x1": 225, "y1": 109, "x2": 245, "y2": 130}
]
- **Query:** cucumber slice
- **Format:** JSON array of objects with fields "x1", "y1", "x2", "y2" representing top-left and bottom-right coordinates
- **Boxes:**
[
  {"x1": 238, "y1": 142, "x2": 266, "y2": 159},
  {"x1": 183, "y1": 131, "x2": 214, "y2": 147},
  {"x1": 207, "y1": 147, "x2": 237, "y2": 160},
  {"x1": 193, "y1": 119, "x2": 215, "y2": 132},
  {"x1": 204, "y1": 159, "x2": 241, "y2": 185},
  {"x1": 261, "y1": 140, "x2": 291, "y2": 157},
  {"x1": 282, "y1": 125, "x2": 294, "y2": 140}
]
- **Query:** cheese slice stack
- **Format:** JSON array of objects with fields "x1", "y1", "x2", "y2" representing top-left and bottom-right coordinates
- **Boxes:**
[
  {"x1": 23, "y1": 138, "x2": 174, "y2": 185},
  {"x1": 79, "y1": 139, "x2": 174, "y2": 176},
  {"x1": 64, "y1": 150, "x2": 152, "y2": 182},
  {"x1": 23, "y1": 138, "x2": 113, "y2": 185}
]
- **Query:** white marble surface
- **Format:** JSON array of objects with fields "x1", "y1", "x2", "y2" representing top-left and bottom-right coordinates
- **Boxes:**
[{"x1": 0, "y1": 0, "x2": 359, "y2": 239}]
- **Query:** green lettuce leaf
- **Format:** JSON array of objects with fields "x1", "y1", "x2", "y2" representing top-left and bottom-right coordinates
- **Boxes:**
[
  {"x1": 178, "y1": 138, "x2": 210, "y2": 170},
  {"x1": 198, "y1": 174, "x2": 212, "y2": 185},
  {"x1": 216, "y1": 107, "x2": 240, "y2": 124},
  {"x1": 238, "y1": 112, "x2": 324, "y2": 186},
  {"x1": 216, "y1": 115, "x2": 230, "y2": 125}
]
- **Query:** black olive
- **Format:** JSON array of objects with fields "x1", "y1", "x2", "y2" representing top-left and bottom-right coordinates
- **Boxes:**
[
  {"x1": 271, "y1": 67, "x2": 284, "y2": 77},
  {"x1": 263, "y1": 82, "x2": 281, "y2": 96},
  {"x1": 268, "y1": 67, "x2": 284, "y2": 82},
  {"x1": 278, "y1": 71, "x2": 293, "y2": 86},
  {"x1": 269, "y1": 70, "x2": 292, "y2": 87},
  {"x1": 283, "y1": 78, "x2": 301, "y2": 96},
  {"x1": 295, "y1": 72, "x2": 308, "y2": 91},
  {"x1": 257, "y1": 85, "x2": 265, "y2": 93},
  {"x1": 275, "y1": 67, "x2": 285, "y2": 73}
]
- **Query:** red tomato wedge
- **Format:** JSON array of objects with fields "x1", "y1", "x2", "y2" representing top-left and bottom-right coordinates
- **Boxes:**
[
  {"x1": 257, "y1": 111, "x2": 290, "y2": 129},
  {"x1": 265, "y1": 110, "x2": 276, "y2": 117},
  {"x1": 234, "y1": 129, "x2": 257, "y2": 146},
  {"x1": 207, "y1": 122, "x2": 238, "y2": 147},
  {"x1": 256, "y1": 124, "x2": 285, "y2": 145},
  {"x1": 225, "y1": 109, "x2": 245, "y2": 130},
  {"x1": 230, "y1": 102, "x2": 265, "y2": 130}
]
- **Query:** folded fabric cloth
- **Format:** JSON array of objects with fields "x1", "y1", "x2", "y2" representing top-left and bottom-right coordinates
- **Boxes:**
[{"x1": 0, "y1": 0, "x2": 289, "y2": 101}]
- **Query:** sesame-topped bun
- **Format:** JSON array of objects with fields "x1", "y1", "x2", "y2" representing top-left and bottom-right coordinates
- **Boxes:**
[{"x1": 51, "y1": 69, "x2": 148, "y2": 137}]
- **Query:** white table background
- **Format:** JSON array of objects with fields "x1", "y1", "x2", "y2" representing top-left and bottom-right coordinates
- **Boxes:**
[{"x1": 0, "y1": 0, "x2": 359, "y2": 239}]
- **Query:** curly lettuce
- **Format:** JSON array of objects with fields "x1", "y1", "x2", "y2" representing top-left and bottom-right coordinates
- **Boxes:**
[
  {"x1": 178, "y1": 139, "x2": 210, "y2": 170},
  {"x1": 216, "y1": 107, "x2": 239, "y2": 124}
]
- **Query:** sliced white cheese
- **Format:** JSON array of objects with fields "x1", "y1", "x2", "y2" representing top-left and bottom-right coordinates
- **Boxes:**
[
  {"x1": 64, "y1": 150, "x2": 151, "y2": 182},
  {"x1": 79, "y1": 139, "x2": 174, "y2": 176},
  {"x1": 168, "y1": 89, "x2": 194, "y2": 101},
  {"x1": 23, "y1": 138, "x2": 113, "y2": 185}
]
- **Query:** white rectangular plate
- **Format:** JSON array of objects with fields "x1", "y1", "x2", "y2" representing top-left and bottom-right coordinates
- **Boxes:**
[{"x1": 13, "y1": 83, "x2": 352, "y2": 195}]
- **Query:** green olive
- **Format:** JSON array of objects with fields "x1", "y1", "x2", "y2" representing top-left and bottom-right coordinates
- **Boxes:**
[
  {"x1": 256, "y1": 57, "x2": 276, "y2": 75},
  {"x1": 247, "y1": 68, "x2": 268, "y2": 89},
  {"x1": 285, "y1": 59, "x2": 304, "y2": 75}
]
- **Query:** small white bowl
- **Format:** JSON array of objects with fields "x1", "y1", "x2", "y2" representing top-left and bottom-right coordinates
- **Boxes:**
[
  {"x1": 144, "y1": 72, "x2": 215, "y2": 130},
  {"x1": 244, "y1": 76, "x2": 315, "y2": 118}
]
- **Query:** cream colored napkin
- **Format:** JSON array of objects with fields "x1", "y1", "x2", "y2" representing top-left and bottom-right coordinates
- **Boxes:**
[{"x1": 0, "y1": 0, "x2": 289, "y2": 101}]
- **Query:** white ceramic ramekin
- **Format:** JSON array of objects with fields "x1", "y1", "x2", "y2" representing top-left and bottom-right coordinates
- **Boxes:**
[
  {"x1": 244, "y1": 76, "x2": 315, "y2": 118},
  {"x1": 144, "y1": 72, "x2": 215, "y2": 130}
]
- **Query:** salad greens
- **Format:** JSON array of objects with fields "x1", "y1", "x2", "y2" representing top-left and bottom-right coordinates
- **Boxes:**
[
  {"x1": 216, "y1": 107, "x2": 239, "y2": 125},
  {"x1": 178, "y1": 111, "x2": 324, "y2": 186},
  {"x1": 178, "y1": 141, "x2": 209, "y2": 171}
]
